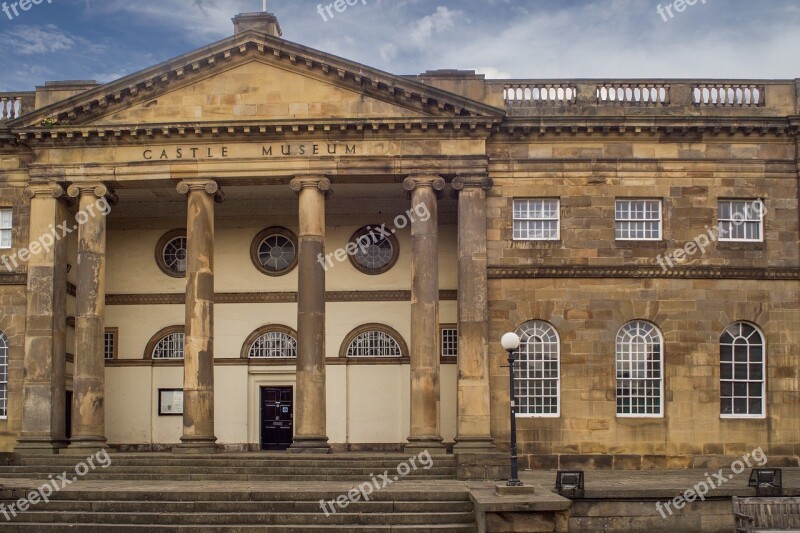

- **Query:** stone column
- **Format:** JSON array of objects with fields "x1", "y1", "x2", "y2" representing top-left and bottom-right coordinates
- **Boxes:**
[
  {"x1": 174, "y1": 179, "x2": 223, "y2": 454},
  {"x1": 403, "y1": 175, "x2": 446, "y2": 454},
  {"x1": 64, "y1": 183, "x2": 113, "y2": 453},
  {"x1": 15, "y1": 183, "x2": 68, "y2": 454},
  {"x1": 452, "y1": 176, "x2": 496, "y2": 452},
  {"x1": 289, "y1": 175, "x2": 330, "y2": 453}
]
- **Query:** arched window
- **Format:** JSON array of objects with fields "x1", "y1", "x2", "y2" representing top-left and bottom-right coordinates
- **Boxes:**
[
  {"x1": 145, "y1": 326, "x2": 185, "y2": 360},
  {"x1": 0, "y1": 331, "x2": 8, "y2": 418},
  {"x1": 720, "y1": 322, "x2": 765, "y2": 418},
  {"x1": 515, "y1": 321, "x2": 560, "y2": 417},
  {"x1": 342, "y1": 325, "x2": 406, "y2": 358},
  {"x1": 616, "y1": 321, "x2": 663, "y2": 417},
  {"x1": 244, "y1": 326, "x2": 298, "y2": 359}
]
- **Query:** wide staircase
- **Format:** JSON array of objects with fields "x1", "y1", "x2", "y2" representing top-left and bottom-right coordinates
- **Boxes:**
[
  {"x1": 0, "y1": 452, "x2": 478, "y2": 532},
  {"x1": 0, "y1": 453, "x2": 458, "y2": 481}
]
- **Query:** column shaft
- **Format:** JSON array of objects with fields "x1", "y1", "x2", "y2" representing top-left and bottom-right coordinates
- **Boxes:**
[
  {"x1": 404, "y1": 176, "x2": 446, "y2": 453},
  {"x1": 453, "y1": 177, "x2": 495, "y2": 451},
  {"x1": 289, "y1": 176, "x2": 330, "y2": 453},
  {"x1": 15, "y1": 184, "x2": 68, "y2": 454},
  {"x1": 65, "y1": 184, "x2": 110, "y2": 453},
  {"x1": 175, "y1": 180, "x2": 221, "y2": 453}
]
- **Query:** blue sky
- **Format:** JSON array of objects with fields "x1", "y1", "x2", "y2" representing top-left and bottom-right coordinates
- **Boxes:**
[{"x1": 0, "y1": 0, "x2": 798, "y2": 91}]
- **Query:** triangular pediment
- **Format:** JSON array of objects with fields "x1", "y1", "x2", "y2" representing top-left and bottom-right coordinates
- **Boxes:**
[{"x1": 10, "y1": 30, "x2": 504, "y2": 129}]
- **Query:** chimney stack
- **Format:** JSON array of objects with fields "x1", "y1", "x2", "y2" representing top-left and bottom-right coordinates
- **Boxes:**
[{"x1": 233, "y1": 12, "x2": 282, "y2": 37}]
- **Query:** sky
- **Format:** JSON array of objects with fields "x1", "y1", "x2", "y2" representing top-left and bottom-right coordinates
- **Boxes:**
[{"x1": 0, "y1": 0, "x2": 798, "y2": 91}]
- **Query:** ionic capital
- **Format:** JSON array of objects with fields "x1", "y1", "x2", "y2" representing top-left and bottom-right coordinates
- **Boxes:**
[
  {"x1": 177, "y1": 179, "x2": 224, "y2": 203},
  {"x1": 452, "y1": 175, "x2": 493, "y2": 192},
  {"x1": 67, "y1": 182, "x2": 112, "y2": 199},
  {"x1": 402, "y1": 175, "x2": 446, "y2": 192},
  {"x1": 290, "y1": 175, "x2": 331, "y2": 193},
  {"x1": 24, "y1": 183, "x2": 65, "y2": 200}
]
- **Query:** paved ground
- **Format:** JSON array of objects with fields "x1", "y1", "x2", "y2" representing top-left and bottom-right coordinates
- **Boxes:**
[
  {"x1": 1, "y1": 468, "x2": 797, "y2": 498},
  {"x1": 521, "y1": 468, "x2": 800, "y2": 498}
]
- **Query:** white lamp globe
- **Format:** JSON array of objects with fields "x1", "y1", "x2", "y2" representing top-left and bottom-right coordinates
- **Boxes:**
[{"x1": 501, "y1": 332, "x2": 521, "y2": 351}]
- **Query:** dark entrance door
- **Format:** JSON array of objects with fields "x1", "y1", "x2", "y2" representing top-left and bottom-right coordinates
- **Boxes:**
[
  {"x1": 65, "y1": 390, "x2": 73, "y2": 440},
  {"x1": 260, "y1": 386, "x2": 293, "y2": 450}
]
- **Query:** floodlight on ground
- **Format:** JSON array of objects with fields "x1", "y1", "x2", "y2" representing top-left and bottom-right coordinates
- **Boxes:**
[
  {"x1": 748, "y1": 468, "x2": 782, "y2": 496},
  {"x1": 556, "y1": 470, "x2": 585, "y2": 498}
]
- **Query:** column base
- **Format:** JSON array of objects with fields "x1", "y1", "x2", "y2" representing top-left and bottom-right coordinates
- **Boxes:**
[
  {"x1": 289, "y1": 435, "x2": 330, "y2": 454},
  {"x1": 14, "y1": 437, "x2": 69, "y2": 455},
  {"x1": 62, "y1": 436, "x2": 108, "y2": 455},
  {"x1": 404, "y1": 436, "x2": 447, "y2": 455},
  {"x1": 453, "y1": 436, "x2": 496, "y2": 453},
  {"x1": 173, "y1": 436, "x2": 219, "y2": 454}
]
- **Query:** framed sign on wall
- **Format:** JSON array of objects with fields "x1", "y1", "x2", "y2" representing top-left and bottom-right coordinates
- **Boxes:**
[{"x1": 158, "y1": 389, "x2": 184, "y2": 416}]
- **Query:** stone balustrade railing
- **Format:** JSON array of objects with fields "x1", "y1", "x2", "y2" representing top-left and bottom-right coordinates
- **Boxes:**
[
  {"x1": 0, "y1": 92, "x2": 35, "y2": 122},
  {"x1": 491, "y1": 79, "x2": 797, "y2": 116},
  {"x1": 504, "y1": 83, "x2": 577, "y2": 107}
]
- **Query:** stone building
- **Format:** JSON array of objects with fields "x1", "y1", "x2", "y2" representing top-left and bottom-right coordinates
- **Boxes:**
[{"x1": 0, "y1": 12, "x2": 797, "y2": 466}]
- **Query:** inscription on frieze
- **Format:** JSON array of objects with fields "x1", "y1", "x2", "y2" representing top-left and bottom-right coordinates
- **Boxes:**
[{"x1": 141, "y1": 143, "x2": 358, "y2": 160}]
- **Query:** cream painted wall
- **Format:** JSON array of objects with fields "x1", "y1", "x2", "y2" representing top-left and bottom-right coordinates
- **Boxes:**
[
  {"x1": 152, "y1": 366, "x2": 184, "y2": 444},
  {"x1": 106, "y1": 366, "x2": 152, "y2": 444},
  {"x1": 215, "y1": 365, "x2": 248, "y2": 444},
  {"x1": 103, "y1": 223, "x2": 460, "y2": 446},
  {"x1": 106, "y1": 224, "x2": 458, "y2": 295}
]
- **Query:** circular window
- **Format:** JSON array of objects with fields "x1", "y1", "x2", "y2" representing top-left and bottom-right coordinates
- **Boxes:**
[
  {"x1": 348, "y1": 226, "x2": 399, "y2": 275},
  {"x1": 250, "y1": 227, "x2": 298, "y2": 276},
  {"x1": 155, "y1": 230, "x2": 187, "y2": 278}
]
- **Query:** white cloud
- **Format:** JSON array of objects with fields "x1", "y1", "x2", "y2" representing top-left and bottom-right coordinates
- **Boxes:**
[
  {"x1": 409, "y1": 6, "x2": 461, "y2": 47},
  {"x1": 0, "y1": 25, "x2": 76, "y2": 55}
]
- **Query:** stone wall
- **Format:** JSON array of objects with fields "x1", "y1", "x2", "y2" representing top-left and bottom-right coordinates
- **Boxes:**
[
  {"x1": 0, "y1": 185, "x2": 29, "y2": 451},
  {"x1": 485, "y1": 135, "x2": 800, "y2": 460}
]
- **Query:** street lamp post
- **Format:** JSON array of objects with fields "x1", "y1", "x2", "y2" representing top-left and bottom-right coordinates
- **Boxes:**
[{"x1": 501, "y1": 332, "x2": 523, "y2": 487}]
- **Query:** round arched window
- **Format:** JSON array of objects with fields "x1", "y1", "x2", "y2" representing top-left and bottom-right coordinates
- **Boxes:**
[
  {"x1": 342, "y1": 325, "x2": 407, "y2": 358},
  {"x1": 348, "y1": 226, "x2": 399, "y2": 275},
  {"x1": 246, "y1": 327, "x2": 298, "y2": 359},
  {"x1": 250, "y1": 228, "x2": 298, "y2": 276},
  {"x1": 156, "y1": 230, "x2": 188, "y2": 277},
  {"x1": 146, "y1": 327, "x2": 185, "y2": 360}
]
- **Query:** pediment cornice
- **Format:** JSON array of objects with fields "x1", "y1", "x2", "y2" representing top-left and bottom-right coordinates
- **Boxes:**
[{"x1": 8, "y1": 30, "x2": 505, "y2": 132}]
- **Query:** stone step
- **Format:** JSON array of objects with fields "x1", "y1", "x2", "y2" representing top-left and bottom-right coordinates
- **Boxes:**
[
  {"x1": 16, "y1": 454, "x2": 457, "y2": 464},
  {"x1": 1, "y1": 489, "x2": 472, "y2": 502},
  {"x1": 2, "y1": 525, "x2": 478, "y2": 532},
  {"x1": 0, "y1": 466, "x2": 455, "y2": 480},
  {"x1": 6, "y1": 500, "x2": 475, "y2": 513},
  {"x1": 0, "y1": 474, "x2": 456, "y2": 482},
  {"x1": 6, "y1": 511, "x2": 477, "y2": 526},
  {"x1": 0, "y1": 463, "x2": 455, "y2": 475}
]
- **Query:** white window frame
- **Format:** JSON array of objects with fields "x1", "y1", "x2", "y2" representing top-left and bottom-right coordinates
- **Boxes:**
[
  {"x1": 616, "y1": 321, "x2": 664, "y2": 418},
  {"x1": 512, "y1": 198, "x2": 560, "y2": 241},
  {"x1": 615, "y1": 199, "x2": 662, "y2": 241},
  {"x1": 514, "y1": 321, "x2": 561, "y2": 418},
  {"x1": 152, "y1": 333, "x2": 185, "y2": 360},
  {"x1": 346, "y1": 330, "x2": 403, "y2": 358},
  {"x1": 0, "y1": 331, "x2": 8, "y2": 419},
  {"x1": 440, "y1": 326, "x2": 458, "y2": 359},
  {"x1": 720, "y1": 322, "x2": 766, "y2": 420},
  {"x1": 0, "y1": 208, "x2": 12, "y2": 250},
  {"x1": 718, "y1": 199, "x2": 765, "y2": 243},
  {"x1": 248, "y1": 331, "x2": 298, "y2": 359}
]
